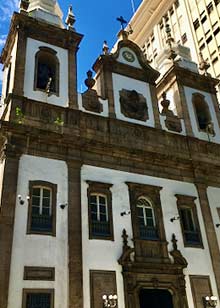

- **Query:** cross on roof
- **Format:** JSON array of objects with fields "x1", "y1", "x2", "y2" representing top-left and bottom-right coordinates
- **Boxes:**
[{"x1": 116, "y1": 16, "x2": 127, "y2": 30}]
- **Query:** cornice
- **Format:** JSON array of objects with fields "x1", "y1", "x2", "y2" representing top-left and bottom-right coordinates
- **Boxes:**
[
  {"x1": 1, "y1": 12, "x2": 83, "y2": 64},
  {"x1": 2, "y1": 96, "x2": 220, "y2": 186}
]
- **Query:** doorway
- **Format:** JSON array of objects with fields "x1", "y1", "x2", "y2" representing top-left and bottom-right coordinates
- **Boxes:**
[{"x1": 139, "y1": 288, "x2": 174, "y2": 308}]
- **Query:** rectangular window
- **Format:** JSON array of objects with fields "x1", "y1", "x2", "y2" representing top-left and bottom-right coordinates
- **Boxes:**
[
  {"x1": 27, "y1": 181, "x2": 57, "y2": 236},
  {"x1": 87, "y1": 181, "x2": 114, "y2": 240},
  {"x1": 176, "y1": 195, "x2": 203, "y2": 248},
  {"x1": 137, "y1": 198, "x2": 158, "y2": 240},
  {"x1": 22, "y1": 289, "x2": 54, "y2": 308}
]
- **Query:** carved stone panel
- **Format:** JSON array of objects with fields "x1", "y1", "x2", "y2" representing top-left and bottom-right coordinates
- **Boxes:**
[
  {"x1": 165, "y1": 115, "x2": 182, "y2": 133},
  {"x1": 190, "y1": 275, "x2": 212, "y2": 308},
  {"x1": 119, "y1": 89, "x2": 149, "y2": 121},
  {"x1": 82, "y1": 89, "x2": 103, "y2": 113},
  {"x1": 90, "y1": 270, "x2": 117, "y2": 308},
  {"x1": 23, "y1": 267, "x2": 55, "y2": 281}
]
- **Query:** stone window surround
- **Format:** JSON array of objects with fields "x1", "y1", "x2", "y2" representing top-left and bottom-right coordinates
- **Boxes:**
[
  {"x1": 87, "y1": 181, "x2": 114, "y2": 241},
  {"x1": 34, "y1": 46, "x2": 60, "y2": 97},
  {"x1": 27, "y1": 180, "x2": 57, "y2": 236},
  {"x1": 175, "y1": 194, "x2": 203, "y2": 248},
  {"x1": 90, "y1": 270, "x2": 117, "y2": 308},
  {"x1": 126, "y1": 182, "x2": 166, "y2": 242},
  {"x1": 22, "y1": 289, "x2": 54, "y2": 308}
]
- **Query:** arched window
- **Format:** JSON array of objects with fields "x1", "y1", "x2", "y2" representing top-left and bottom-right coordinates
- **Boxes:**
[
  {"x1": 136, "y1": 197, "x2": 158, "y2": 240},
  {"x1": 34, "y1": 47, "x2": 59, "y2": 95},
  {"x1": 27, "y1": 181, "x2": 57, "y2": 235},
  {"x1": 192, "y1": 93, "x2": 211, "y2": 131},
  {"x1": 87, "y1": 181, "x2": 114, "y2": 240}
]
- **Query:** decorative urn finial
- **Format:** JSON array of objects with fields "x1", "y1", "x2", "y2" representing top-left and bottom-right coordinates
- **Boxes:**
[
  {"x1": 103, "y1": 40, "x2": 109, "y2": 55},
  {"x1": 199, "y1": 52, "x2": 211, "y2": 76},
  {"x1": 65, "y1": 5, "x2": 76, "y2": 31},
  {"x1": 19, "y1": 0, "x2": 30, "y2": 13},
  {"x1": 165, "y1": 23, "x2": 177, "y2": 60},
  {"x1": 84, "y1": 70, "x2": 96, "y2": 90}
]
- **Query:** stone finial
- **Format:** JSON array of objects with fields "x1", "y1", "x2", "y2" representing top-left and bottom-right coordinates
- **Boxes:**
[
  {"x1": 122, "y1": 229, "x2": 128, "y2": 248},
  {"x1": 171, "y1": 233, "x2": 178, "y2": 251},
  {"x1": 103, "y1": 40, "x2": 109, "y2": 55},
  {"x1": 65, "y1": 5, "x2": 76, "y2": 31},
  {"x1": 84, "y1": 70, "x2": 96, "y2": 90},
  {"x1": 161, "y1": 92, "x2": 171, "y2": 115},
  {"x1": 165, "y1": 23, "x2": 177, "y2": 60},
  {"x1": 20, "y1": 0, "x2": 30, "y2": 13},
  {"x1": 199, "y1": 52, "x2": 210, "y2": 76},
  {"x1": 170, "y1": 234, "x2": 188, "y2": 267}
]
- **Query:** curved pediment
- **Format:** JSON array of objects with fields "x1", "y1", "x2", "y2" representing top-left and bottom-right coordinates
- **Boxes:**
[
  {"x1": 113, "y1": 38, "x2": 160, "y2": 82},
  {"x1": 93, "y1": 35, "x2": 160, "y2": 84}
]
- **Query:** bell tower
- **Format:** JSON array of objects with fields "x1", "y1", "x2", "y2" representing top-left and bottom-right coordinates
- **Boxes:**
[
  {"x1": 0, "y1": 2, "x2": 83, "y2": 308},
  {"x1": 0, "y1": 0, "x2": 83, "y2": 111}
]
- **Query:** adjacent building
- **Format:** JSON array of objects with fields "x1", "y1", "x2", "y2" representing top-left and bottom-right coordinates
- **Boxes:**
[
  {"x1": 1, "y1": 1, "x2": 220, "y2": 308},
  {"x1": 129, "y1": 0, "x2": 220, "y2": 79}
]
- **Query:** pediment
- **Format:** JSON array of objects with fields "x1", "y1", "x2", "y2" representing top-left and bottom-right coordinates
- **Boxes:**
[{"x1": 113, "y1": 39, "x2": 160, "y2": 82}]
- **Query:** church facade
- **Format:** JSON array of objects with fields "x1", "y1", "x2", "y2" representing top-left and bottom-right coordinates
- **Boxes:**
[{"x1": 1, "y1": 1, "x2": 220, "y2": 308}]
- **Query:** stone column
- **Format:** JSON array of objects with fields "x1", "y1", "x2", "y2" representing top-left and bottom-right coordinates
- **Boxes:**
[
  {"x1": 0, "y1": 152, "x2": 20, "y2": 308},
  {"x1": 67, "y1": 160, "x2": 83, "y2": 308},
  {"x1": 196, "y1": 183, "x2": 220, "y2": 298}
]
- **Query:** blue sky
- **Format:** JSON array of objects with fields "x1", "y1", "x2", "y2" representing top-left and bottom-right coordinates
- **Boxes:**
[{"x1": 0, "y1": 0, "x2": 142, "y2": 92}]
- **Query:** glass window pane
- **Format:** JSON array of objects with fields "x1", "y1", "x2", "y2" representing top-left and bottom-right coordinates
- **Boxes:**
[
  {"x1": 26, "y1": 292, "x2": 51, "y2": 308},
  {"x1": 91, "y1": 204, "x2": 97, "y2": 213},
  {"x1": 32, "y1": 206, "x2": 40, "y2": 215},
  {"x1": 42, "y1": 207, "x2": 50, "y2": 216},
  {"x1": 186, "y1": 209, "x2": 195, "y2": 231},
  {"x1": 99, "y1": 196, "x2": 106, "y2": 205},
  {"x1": 32, "y1": 188, "x2": 40, "y2": 196},
  {"x1": 145, "y1": 208, "x2": 153, "y2": 218},
  {"x1": 32, "y1": 196, "x2": 40, "y2": 206},
  {"x1": 146, "y1": 218, "x2": 154, "y2": 227},
  {"x1": 91, "y1": 213, "x2": 97, "y2": 221},
  {"x1": 138, "y1": 216, "x2": 145, "y2": 226},
  {"x1": 100, "y1": 204, "x2": 107, "y2": 214},
  {"x1": 90, "y1": 195, "x2": 97, "y2": 204},
  {"x1": 100, "y1": 213, "x2": 107, "y2": 222},
  {"x1": 43, "y1": 197, "x2": 50, "y2": 207},
  {"x1": 43, "y1": 189, "x2": 51, "y2": 198},
  {"x1": 137, "y1": 207, "x2": 144, "y2": 217}
]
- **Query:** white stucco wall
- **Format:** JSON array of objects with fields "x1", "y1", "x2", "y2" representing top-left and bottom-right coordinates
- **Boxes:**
[
  {"x1": 184, "y1": 86, "x2": 220, "y2": 143},
  {"x1": 112, "y1": 73, "x2": 155, "y2": 127},
  {"x1": 207, "y1": 187, "x2": 220, "y2": 252},
  {"x1": 81, "y1": 165, "x2": 219, "y2": 308},
  {"x1": 8, "y1": 155, "x2": 68, "y2": 308},
  {"x1": 23, "y1": 38, "x2": 69, "y2": 107},
  {"x1": 1, "y1": 34, "x2": 18, "y2": 114}
]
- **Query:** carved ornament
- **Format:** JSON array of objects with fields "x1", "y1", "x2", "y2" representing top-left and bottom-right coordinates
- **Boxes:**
[{"x1": 119, "y1": 89, "x2": 148, "y2": 121}]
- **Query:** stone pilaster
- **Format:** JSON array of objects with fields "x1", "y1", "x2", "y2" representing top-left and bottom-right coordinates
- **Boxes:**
[
  {"x1": 68, "y1": 48, "x2": 78, "y2": 109},
  {"x1": 67, "y1": 160, "x2": 83, "y2": 308},
  {"x1": 196, "y1": 183, "x2": 220, "y2": 298},
  {"x1": 13, "y1": 27, "x2": 27, "y2": 97},
  {"x1": 0, "y1": 152, "x2": 20, "y2": 308}
]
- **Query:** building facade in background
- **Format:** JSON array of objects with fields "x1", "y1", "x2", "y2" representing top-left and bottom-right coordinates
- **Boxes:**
[
  {"x1": 130, "y1": 0, "x2": 220, "y2": 79},
  {"x1": 1, "y1": 1, "x2": 220, "y2": 308}
]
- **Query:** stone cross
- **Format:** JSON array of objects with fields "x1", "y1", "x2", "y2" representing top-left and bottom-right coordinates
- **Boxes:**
[{"x1": 116, "y1": 16, "x2": 127, "y2": 30}]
